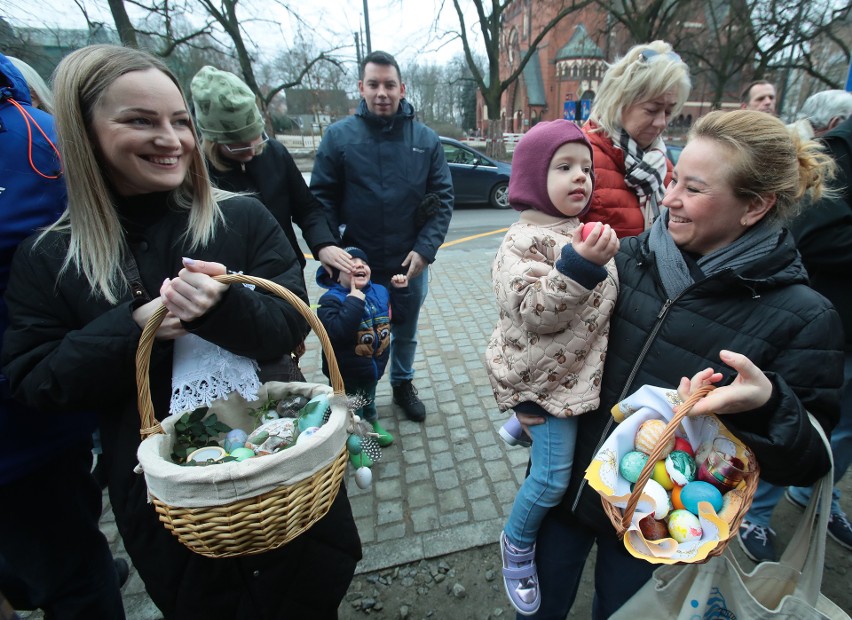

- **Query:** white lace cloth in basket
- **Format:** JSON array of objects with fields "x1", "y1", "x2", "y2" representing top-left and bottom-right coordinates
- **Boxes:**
[{"x1": 169, "y1": 333, "x2": 261, "y2": 414}]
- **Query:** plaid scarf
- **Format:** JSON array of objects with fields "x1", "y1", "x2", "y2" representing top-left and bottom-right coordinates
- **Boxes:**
[{"x1": 618, "y1": 129, "x2": 668, "y2": 231}]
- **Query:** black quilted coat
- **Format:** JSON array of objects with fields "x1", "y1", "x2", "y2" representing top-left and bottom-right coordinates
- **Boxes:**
[
  {"x1": 2, "y1": 194, "x2": 361, "y2": 619},
  {"x1": 558, "y1": 228, "x2": 843, "y2": 533}
]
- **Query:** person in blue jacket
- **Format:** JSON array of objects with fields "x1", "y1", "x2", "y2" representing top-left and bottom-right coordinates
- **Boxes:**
[
  {"x1": 316, "y1": 246, "x2": 410, "y2": 465},
  {"x1": 310, "y1": 50, "x2": 453, "y2": 423},
  {"x1": 0, "y1": 52, "x2": 127, "y2": 618}
]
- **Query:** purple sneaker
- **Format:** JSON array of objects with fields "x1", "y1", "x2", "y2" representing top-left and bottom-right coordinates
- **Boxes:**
[
  {"x1": 499, "y1": 413, "x2": 531, "y2": 448},
  {"x1": 500, "y1": 532, "x2": 540, "y2": 616}
]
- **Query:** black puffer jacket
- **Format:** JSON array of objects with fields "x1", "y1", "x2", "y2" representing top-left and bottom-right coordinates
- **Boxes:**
[
  {"x1": 209, "y1": 139, "x2": 338, "y2": 272},
  {"x1": 1, "y1": 194, "x2": 361, "y2": 618},
  {"x1": 558, "y1": 228, "x2": 842, "y2": 534}
]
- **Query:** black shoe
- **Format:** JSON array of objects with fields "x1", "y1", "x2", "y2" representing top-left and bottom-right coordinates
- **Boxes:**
[
  {"x1": 114, "y1": 558, "x2": 130, "y2": 589},
  {"x1": 392, "y1": 380, "x2": 426, "y2": 422}
]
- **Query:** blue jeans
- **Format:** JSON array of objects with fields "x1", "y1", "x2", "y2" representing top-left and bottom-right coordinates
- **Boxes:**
[
  {"x1": 373, "y1": 269, "x2": 428, "y2": 384},
  {"x1": 505, "y1": 409, "x2": 577, "y2": 548},
  {"x1": 521, "y1": 510, "x2": 655, "y2": 619},
  {"x1": 747, "y1": 352, "x2": 852, "y2": 525}
]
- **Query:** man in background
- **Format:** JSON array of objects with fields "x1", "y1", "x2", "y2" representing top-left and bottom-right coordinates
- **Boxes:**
[
  {"x1": 311, "y1": 51, "x2": 453, "y2": 424},
  {"x1": 740, "y1": 80, "x2": 777, "y2": 114}
]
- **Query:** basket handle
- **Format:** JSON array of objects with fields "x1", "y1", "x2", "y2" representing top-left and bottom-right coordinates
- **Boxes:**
[
  {"x1": 136, "y1": 273, "x2": 344, "y2": 440},
  {"x1": 619, "y1": 384, "x2": 714, "y2": 530}
]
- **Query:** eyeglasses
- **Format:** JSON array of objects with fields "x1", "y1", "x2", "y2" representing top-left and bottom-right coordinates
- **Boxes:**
[
  {"x1": 222, "y1": 133, "x2": 269, "y2": 154},
  {"x1": 639, "y1": 49, "x2": 682, "y2": 63}
]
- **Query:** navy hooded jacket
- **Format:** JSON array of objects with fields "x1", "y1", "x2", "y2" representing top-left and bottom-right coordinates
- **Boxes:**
[
  {"x1": 315, "y1": 266, "x2": 411, "y2": 383},
  {"x1": 310, "y1": 98, "x2": 453, "y2": 275}
]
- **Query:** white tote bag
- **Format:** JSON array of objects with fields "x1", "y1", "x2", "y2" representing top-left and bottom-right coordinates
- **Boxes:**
[{"x1": 611, "y1": 413, "x2": 849, "y2": 620}]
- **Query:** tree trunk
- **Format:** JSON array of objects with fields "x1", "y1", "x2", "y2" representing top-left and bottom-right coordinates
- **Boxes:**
[{"x1": 107, "y1": 0, "x2": 138, "y2": 48}]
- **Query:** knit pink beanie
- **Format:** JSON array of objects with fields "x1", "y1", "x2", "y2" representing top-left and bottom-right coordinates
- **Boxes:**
[{"x1": 508, "y1": 120, "x2": 595, "y2": 218}]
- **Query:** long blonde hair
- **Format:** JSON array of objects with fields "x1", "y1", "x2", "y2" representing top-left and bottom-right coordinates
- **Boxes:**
[
  {"x1": 689, "y1": 110, "x2": 836, "y2": 223},
  {"x1": 589, "y1": 40, "x2": 691, "y2": 138},
  {"x1": 46, "y1": 44, "x2": 223, "y2": 303},
  {"x1": 7, "y1": 56, "x2": 54, "y2": 114}
]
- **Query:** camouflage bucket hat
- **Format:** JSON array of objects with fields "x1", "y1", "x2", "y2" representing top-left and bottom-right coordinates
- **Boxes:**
[{"x1": 190, "y1": 65, "x2": 264, "y2": 143}]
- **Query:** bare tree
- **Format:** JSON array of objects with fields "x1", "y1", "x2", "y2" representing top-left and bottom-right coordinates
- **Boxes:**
[{"x1": 448, "y1": 0, "x2": 594, "y2": 158}]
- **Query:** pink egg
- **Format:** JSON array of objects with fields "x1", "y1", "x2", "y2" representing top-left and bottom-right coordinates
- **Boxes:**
[{"x1": 581, "y1": 222, "x2": 598, "y2": 241}]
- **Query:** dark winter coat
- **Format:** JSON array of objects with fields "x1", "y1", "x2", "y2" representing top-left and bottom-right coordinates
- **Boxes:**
[
  {"x1": 208, "y1": 139, "x2": 338, "y2": 273},
  {"x1": 0, "y1": 53, "x2": 94, "y2": 484},
  {"x1": 790, "y1": 116, "x2": 852, "y2": 351},
  {"x1": 310, "y1": 98, "x2": 454, "y2": 275},
  {"x1": 556, "y1": 229, "x2": 842, "y2": 534},
  {"x1": 315, "y1": 267, "x2": 410, "y2": 383},
  {"x1": 1, "y1": 193, "x2": 361, "y2": 618}
]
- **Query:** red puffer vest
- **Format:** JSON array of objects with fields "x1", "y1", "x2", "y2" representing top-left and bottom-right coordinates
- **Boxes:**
[{"x1": 580, "y1": 121, "x2": 673, "y2": 238}]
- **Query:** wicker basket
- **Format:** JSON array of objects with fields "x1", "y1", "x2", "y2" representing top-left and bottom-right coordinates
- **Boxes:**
[
  {"x1": 136, "y1": 274, "x2": 348, "y2": 558},
  {"x1": 602, "y1": 385, "x2": 760, "y2": 562}
]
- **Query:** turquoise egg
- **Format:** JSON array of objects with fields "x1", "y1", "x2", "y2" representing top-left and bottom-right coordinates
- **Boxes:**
[
  {"x1": 229, "y1": 447, "x2": 255, "y2": 462},
  {"x1": 680, "y1": 480, "x2": 724, "y2": 515},
  {"x1": 223, "y1": 429, "x2": 248, "y2": 453},
  {"x1": 619, "y1": 451, "x2": 649, "y2": 484},
  {"x1": 346, "y1": 434, "x2": 363, "y2": 455}
]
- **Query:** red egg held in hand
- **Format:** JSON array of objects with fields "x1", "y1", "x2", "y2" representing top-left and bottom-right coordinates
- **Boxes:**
[{"x1": 581, "y1": 222, "x2": 599, "y2": 241}]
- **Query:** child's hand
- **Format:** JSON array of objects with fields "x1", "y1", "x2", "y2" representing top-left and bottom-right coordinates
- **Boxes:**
[
  {"x1": 390, "y1": 274, "x2": 409, "y2": 289},
  {"x1": 572, "y1": 222, "x2": 619, "y2": 266},
  {"x1": 348, "y1": 278, "x2": 365, "y2": 300}
]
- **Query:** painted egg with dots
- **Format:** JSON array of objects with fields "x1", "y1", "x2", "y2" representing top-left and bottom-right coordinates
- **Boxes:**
[{"x1": 667, "y1": 509, "x2": 703, "y2": 543}]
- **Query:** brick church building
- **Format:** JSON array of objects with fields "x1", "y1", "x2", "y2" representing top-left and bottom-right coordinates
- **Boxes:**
[{"x1": 484, "y1": 1, "x2": 745, "y2": 135}]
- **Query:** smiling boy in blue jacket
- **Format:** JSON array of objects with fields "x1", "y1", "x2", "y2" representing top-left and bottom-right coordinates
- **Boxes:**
[{"x1": 316, "y1": 247, "x2": 410, "y2": 467}]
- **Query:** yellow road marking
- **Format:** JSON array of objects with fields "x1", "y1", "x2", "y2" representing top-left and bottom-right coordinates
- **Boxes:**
[
  {"x1": 440, "y1": 228, "x2": 509, "y2": 248},
  {"x1": 303, "y1": 227, "x2": 509, "y2": 260}
]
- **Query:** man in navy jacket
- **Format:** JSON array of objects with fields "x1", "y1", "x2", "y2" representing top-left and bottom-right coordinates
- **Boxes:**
[{"x1": 311, "y1": 50, "x2": 453, "y2": 422}]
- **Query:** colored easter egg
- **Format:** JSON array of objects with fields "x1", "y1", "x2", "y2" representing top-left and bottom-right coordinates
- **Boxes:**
[
  {"x1": 680, "y1": 480, "x2": 724, "y2": 515},
  {"x1": 674, "y1": 437, "x2": 695, "y2": 457},
  {"x1": 354, "y1": 466, "x2": 373, "y2": 489},
  {"x1": 229, "y1": 447, "x2": 255, "y2": 462},
  {"x1": 346, "y1": 434, "x2": 363, "y2": 455},
  {"x1": 223, "y1": 428, "x2": 248, "y2": 453},
  {"x1": 665, "y1": 450, "x2": 697, "y2": 486},
  {"x1": 636, "y1": 478, "x2": 671, "y2": 520},
  {"x1": 619, "y1": 450, "x2": 649, "y2": 484},
  {"x1": 634, "y1": 419, "x2": 675, "y2": 458},
  {"x1": 581, "y1": 222, "x2": 598, "y2": 241},
  {"x1": 638, "y1": 514, "x2": 670, "y2": 541},
  {"x1": 667, "y1": 509, "x2": 703, "y2": 543},
  {"x1": 671, "y1": 485, "x2": 685, "y2": 510},
  {"x1": 652, "y1": 460, "x2": 674, "y2": 490},
  {"x1": 296, "y1": 426, "x2": 321, "y2": 444}
]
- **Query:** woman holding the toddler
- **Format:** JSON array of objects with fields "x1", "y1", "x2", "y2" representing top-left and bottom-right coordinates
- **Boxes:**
[{"x1": 517, "y1": 107, "x2": 841, "y2": 618}]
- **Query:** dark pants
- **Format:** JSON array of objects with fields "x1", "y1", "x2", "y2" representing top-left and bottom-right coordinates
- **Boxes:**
[
  {"x1": 522, "y1": 509, "x2": 655, "y2": 619},
  {"x1": 0, "y1": 444, "x2": 125, "y2": 619}
]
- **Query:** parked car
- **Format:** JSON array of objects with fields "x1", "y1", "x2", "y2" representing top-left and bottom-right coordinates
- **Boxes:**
[{"x1": 440, "y1": 137, "x2": 512, "y2": 209}]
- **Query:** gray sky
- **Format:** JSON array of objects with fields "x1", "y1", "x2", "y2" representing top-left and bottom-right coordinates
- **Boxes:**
[{"x1": 0, "y1": 0, "x2": 481, "y2": 67}]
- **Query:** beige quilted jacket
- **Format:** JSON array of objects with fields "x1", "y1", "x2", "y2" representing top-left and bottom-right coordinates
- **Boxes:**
[{"x1": 485, "y1": 210, "x2": 619, "y2": 417}]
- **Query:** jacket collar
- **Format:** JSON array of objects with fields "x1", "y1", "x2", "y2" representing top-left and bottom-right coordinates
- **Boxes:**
[{"x1": 356, "y1": 98, "x2": 415, "y2": 132}]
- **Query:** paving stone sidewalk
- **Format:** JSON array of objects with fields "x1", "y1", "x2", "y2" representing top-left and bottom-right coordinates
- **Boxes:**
[{"x1": 21, "y1": 243, "x2": 852, "y2": 618}]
